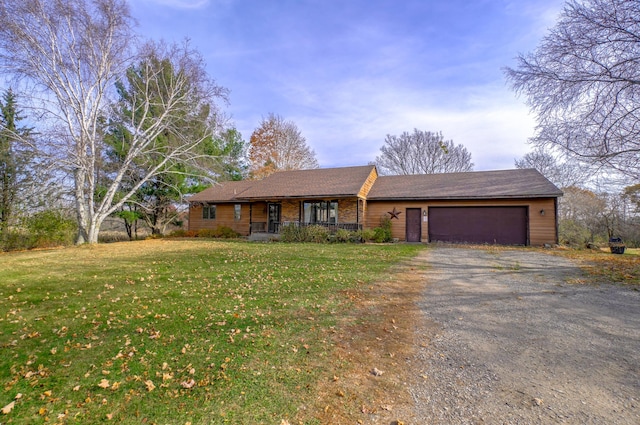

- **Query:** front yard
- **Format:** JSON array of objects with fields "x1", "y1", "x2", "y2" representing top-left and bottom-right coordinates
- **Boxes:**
[{"x1": 0, "y1": 240, "x2": 422, "y2": 424}]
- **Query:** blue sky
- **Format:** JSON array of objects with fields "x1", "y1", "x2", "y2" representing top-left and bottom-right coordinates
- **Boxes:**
[{"x1": 131, "y1": 0, "x2": 565, "y2": 171}]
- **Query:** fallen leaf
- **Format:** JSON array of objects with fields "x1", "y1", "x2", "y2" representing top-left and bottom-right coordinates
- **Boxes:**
[
  {"x1": 371, "y1": 367, "x2": 384, "y2": 376},
  {"x1": 72, "y1": 385, "x2": 81, "y2": 391},
  {"x1": 180, "y1": 379, "x2": 196, "y2": 389},
  {"x1": 1, "y1": 401, "x2": 15, "y2": 415},
  {"x1": 98, "y1": 379, "x2": 110, "y2": 389},
  {"x1": 14, "y1": 393, "x2": 22, "y2": 400},
  {"x1": 144, "y1": 380, "x2": 155, "y2": 392}
]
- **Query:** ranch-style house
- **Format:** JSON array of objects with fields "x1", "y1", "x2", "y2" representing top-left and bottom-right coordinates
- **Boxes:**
[{"x1": 188, "y1": 165, "x2": 562, "y2": 245}]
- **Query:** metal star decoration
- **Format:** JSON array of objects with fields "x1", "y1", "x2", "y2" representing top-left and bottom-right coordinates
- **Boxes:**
[{"x1": 387, "y1": 207, "x2": 402, "y2": 220}]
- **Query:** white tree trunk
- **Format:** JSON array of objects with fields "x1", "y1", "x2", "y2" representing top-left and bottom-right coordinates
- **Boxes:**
[{"x1": 0, "y1": 1, "x2": 227, "y2": 245}]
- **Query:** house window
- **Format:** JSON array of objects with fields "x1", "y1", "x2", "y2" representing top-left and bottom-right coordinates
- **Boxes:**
[
  {"x1": 202, "y1": 204, "x2": 216, "y2": 220},
  {"x1": 303, "y1": 201, "x2": 338, "y2": 224},
  {"x1": 234, "y1": 204, "x2": 241, "y2": 221}
]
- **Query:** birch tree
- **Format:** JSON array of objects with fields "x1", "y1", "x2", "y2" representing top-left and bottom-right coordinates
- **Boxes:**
[
  {"x1": 0, "y1": 0, "x2": 227, "y2": 243},
  {"x1": 375, "y1": 129, "x2": 473, "y2": 175}
]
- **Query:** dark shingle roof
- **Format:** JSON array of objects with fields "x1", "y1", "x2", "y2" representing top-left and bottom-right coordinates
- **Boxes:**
[
  {"x1": 188, "y1": 165, "x2": 376, "y2": 202},
  {"x1": 188, "y1": 180, "x2": 255, "y2": 203},
  {"x1": 367, "y1": 169, "x2": 562, "y2": 200},
  {"x1": 239, "y1": 165, "x2": 375, "y2": 199}
]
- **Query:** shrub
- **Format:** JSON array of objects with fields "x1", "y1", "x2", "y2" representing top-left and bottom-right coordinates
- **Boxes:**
[
  {"x1": 280, "y1": 224, "x2": 365, "y2": 243},
  {"x1": 559, "y1": 219, "x2": 591, "y2": 247},
  {"x1": 280, "y1": 224, "x2": 309, "y2": 242},
  {"x1": 307, "y1": 225, "x2": 329, "y2": 243},
  {"x1": 216, "y1": 226, "x2": 240, "y2": 239},
  {"x1": 334, "y1": 228, "x2": 352, "y2": 242},
  {"x1": 371, "y1": 215, "x2": 393, "y2": 243},
  {"x1": 0, "y1": 229, "x2": 31, "y2": 251},
  {"x1": 196, "y1": 228, "x2": 217, "y2": 238},
  {"x1": 196, "y1": 226, "x2": 240, "y2": 239},
  {"x1": 357, "y1": 228, "x2": 376, "y2": 242},
  {"x1": 280, "y1": 224, "x2": 331, "y2": 243},
  {"x1": 167, "y1": 229, "x2": 189, "y2": 238},
  {"x1": 26, "y1": 210, "x2": 76, "y2": 248},
  {"x1": 0, "y1": 210, "x2": 77, "y2": 251},
  {"x1": 98, "y1": 231, "x2": 131, "y2": 243}
]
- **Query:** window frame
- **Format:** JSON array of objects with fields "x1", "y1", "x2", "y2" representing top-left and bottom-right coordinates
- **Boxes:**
[
  {"x1": 302, "y1": 200, "x2": 338, "y2": 224},
  {"x1": 234, "y1": 204, "x2": 241, "y2": 221},
  {"x1": 202, "y1": 204, "x2": 216, "y2": 220}
]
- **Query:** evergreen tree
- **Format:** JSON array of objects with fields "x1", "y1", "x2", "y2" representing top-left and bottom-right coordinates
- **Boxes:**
[{"x1": 0, "y1": 89, "x2": 31, "y2": 232}]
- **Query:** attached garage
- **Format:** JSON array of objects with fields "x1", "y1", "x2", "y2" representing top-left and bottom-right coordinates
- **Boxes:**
[
  {"x1": 428, "y1": 206, "x2": 528, "y2": 245},
  {"x1": 365, "y1": 169, "x2": 563, "y2": 246}
]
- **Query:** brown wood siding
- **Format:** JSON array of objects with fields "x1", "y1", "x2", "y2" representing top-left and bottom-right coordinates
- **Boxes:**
[
  {"x1": 366, "y1": 198, "x2": 558, "y2": 245},
  {"x1": 252, "y1": 202, "x2": 268, "y2": 223},
  {"x1": 358, "y1": 167, "x2": 378, "y2": 198},
  {"x1": 189, "y1": 203, "x2": 251, "y2": 236}
]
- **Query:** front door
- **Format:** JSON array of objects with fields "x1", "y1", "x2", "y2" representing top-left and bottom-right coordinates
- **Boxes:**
[
  {"x1": 406, "y1": 208, "x2": 422, "y2": 242},
  {"x1": 268, "y1": 203, "x2": 281, "y2": 233}
]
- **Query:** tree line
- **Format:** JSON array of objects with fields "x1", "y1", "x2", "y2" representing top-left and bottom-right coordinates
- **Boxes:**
[{"x1": 0, "y1": 0, "x2": 638, "y2": 249}]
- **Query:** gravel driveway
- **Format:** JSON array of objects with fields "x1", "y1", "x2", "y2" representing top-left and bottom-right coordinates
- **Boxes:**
[{"x1": 409, "y1": 247, "x2": 640, "y2": 424}]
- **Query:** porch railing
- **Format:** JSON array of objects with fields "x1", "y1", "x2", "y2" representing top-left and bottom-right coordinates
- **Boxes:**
[
  {"x1": 251, "y1": 221, "x2": 361, "y2": 234},
  {"x1": 251, "y1": 222, "x2": 266, "y2": 233}
]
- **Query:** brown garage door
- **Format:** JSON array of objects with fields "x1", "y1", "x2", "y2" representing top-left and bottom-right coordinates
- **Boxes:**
[{"x1": 428, "y1": 206, "x2": 528, "y2": 245}]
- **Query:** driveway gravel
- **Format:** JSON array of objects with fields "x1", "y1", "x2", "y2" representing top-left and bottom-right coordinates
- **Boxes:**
[{"x1": 408, "y1": 247, "x2": 640, "y2": 424}]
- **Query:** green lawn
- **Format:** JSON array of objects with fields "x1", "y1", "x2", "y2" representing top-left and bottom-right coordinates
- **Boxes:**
[{"x1": 0, "y1": 240, "x2": 422, "y2": 424}]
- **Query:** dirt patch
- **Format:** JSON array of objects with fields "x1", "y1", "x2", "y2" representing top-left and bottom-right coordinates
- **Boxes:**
[{"x1": 306, "y1": 255, "x2": 433, "y2": 424}]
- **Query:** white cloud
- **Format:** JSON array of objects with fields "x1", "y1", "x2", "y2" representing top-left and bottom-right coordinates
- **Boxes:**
[{"x1": 280, "y1": 76, "x2": 536, "y2": 171}]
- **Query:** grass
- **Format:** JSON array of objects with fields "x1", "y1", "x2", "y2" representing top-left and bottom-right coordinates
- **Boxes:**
[
  {"x1": 0, "y1": 240, "x2": 422, "y2": 424},
  {"x1": 543, "y1": 246, "x2": 639, "y2": 285}
]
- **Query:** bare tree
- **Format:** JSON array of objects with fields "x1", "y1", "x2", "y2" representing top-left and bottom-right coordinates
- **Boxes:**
[
  {"x1": 514, "y1": 147, "x2": 588, "y2": 189},
  {"x1": 559, "y1": 186, "x2": 607, "y2": 245},
  {"x1": 505, "y1": 0, "x2": 640, "y2": 180},
  {"x1": 249, "y1": 113, "x2": 319, "y2": 179},
  {"x1": 0, "y1": 0, "x2": 227, "y2": 243},
  {"x1": 375, "y1": 129, "x2": 473, "y2": 175}
]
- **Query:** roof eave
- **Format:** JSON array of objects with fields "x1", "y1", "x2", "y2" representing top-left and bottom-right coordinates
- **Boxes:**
[
  {"x1": 238, "y1": 193, "x2": 360, "y2": 200},
  {"x1": 367, "y1": 194, "x2": 563, "y2": 201}
]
